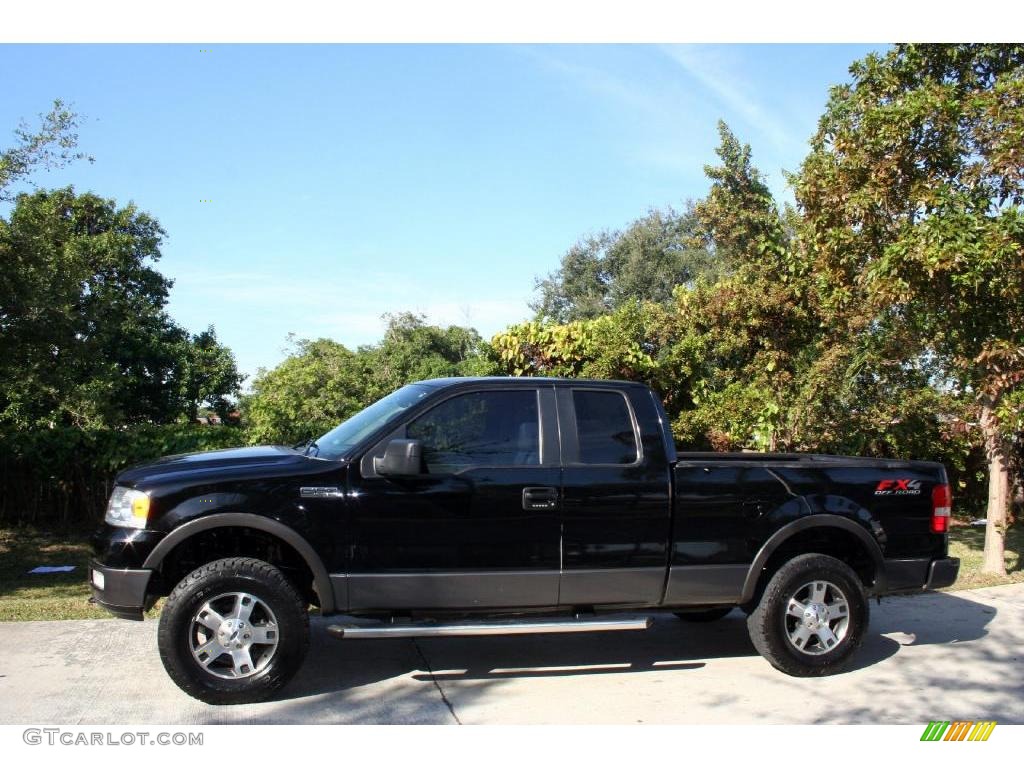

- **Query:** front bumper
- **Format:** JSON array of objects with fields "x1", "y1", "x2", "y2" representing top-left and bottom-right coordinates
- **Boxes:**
[
  {"x1": 882, "y1": 556, "x2": 960, "y2": 593},
  {"x1": 91, "y1": 524, "x2": 165, "y2": 568},
  {"x1": 89, "y1": 560, "x2": 153, "y2": 620}
]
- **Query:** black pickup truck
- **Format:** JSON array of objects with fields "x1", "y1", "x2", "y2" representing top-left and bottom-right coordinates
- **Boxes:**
[{"x1": 90, "y1": 377, "x2": 959, "y2": 704}]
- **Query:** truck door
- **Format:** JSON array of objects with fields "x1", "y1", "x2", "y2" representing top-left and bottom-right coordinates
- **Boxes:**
[
  {"x1": 556, "y1": 386, "x2": 673, "y2": 606},
  {"x1": 345, "y1": 385, "x2": 562, "y2": 610}
]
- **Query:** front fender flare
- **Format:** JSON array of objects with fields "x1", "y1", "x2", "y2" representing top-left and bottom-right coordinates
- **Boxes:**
[
  {"x1": 142, "y1": 512, "x2": 336, "y2": 614},
  {"x1": 740, "y1": 513, "x2": 887, "y2": 602}
]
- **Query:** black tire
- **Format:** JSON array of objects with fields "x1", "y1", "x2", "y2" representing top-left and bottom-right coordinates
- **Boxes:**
[
  {"x1": 674, "y1": 607, "x2": 733, "y2": 622},
  {"x1": 746, "y1": 553, "x2": 868, "y2": 677},
  {"x1": 157, "y1": 557, "x2": 310, "y2": 704}
]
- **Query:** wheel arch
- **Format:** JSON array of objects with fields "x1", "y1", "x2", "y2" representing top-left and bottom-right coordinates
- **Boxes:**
[
  {"x1": 741, "y1": 514, "x2": 887, "y2": 604},
  {"x1": 143, "y1": 513, "x2": 336, "y2": 614}
]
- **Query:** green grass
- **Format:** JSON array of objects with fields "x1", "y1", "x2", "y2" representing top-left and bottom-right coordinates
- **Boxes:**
[
  {"x1": 947, "y1": 520, "x2": 1024, "y2": 590},
  {"x1": 0, "y1": 521, "x2": 1020, "y2": 622},
  {"x1": 0, "y1": 526, "x2": 164, "y2": 621},
  {"x1": 0, "y1": 526, "x2": 109, "y2": 621}
]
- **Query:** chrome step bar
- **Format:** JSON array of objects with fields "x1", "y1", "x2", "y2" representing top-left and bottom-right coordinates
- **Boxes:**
[{"x1": 327, "y1": 616, "x2": 653, "y2": 639}]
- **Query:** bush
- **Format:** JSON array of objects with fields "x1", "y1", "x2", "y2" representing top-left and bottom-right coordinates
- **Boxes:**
[{"x1": 0, "y1": 424, "x2": 248, "y2": 526}]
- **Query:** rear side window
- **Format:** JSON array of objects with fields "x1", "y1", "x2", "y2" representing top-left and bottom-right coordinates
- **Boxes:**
[
  {"x1": 407, "y1": 390, "x2": 540, "y2": 472},
  {"x1": 572, "y1": 390, "x2": 638, "y2": 464}
]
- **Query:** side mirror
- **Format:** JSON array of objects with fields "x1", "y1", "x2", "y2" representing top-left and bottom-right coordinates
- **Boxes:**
[{"x1": 374, "y1": 439, "x2": 423, "y2": 476}]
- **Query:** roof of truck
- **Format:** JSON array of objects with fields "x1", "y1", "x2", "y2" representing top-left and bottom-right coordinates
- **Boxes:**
[{"x1": 418, "y1": 376, "x2": 648, "y2": 388}]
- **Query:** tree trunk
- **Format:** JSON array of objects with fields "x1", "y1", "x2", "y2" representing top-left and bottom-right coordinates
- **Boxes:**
[{"x1": 980, "y1": 404, "x2": 1010, "y2": 575}]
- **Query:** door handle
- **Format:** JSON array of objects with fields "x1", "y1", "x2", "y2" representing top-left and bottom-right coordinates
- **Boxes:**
[{"x1": 522, "y1": 486, "x2": 558, "y2": 511}]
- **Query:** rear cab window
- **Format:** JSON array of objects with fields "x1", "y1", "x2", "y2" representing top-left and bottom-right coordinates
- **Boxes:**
[{"x1": 571, "y1": 389, "x2": 639, "y2": 465}]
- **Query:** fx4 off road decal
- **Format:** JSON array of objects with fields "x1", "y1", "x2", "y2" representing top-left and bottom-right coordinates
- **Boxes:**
[{"x1": 874, "y1": 479, "x2": 922, "y2": 496}]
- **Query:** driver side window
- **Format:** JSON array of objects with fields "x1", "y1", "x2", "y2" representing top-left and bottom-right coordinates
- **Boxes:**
[{"x1": 407, "y1": 390, "x2": 540, "y2": 473}]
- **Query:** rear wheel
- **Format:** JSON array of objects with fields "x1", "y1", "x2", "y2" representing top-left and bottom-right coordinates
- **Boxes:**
[
  {"x1": 157, "y1": 557, "x2": 309, "y2": 704},
  {"x1": 747, "y1": 553, "x2": 868, "y2": 676},
  {"x1": 674, "y1": 607, "x2": 733, "y2": 622}
]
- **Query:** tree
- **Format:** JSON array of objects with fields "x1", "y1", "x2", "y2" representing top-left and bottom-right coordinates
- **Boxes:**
[
  {"x1": 0, "y1": 187, "x2": 179, "y2": 426},
  {"x1": 0, "y1": 99, "x2": 92, "y2": 201},
  {"x1": 360, "y1": 312, "x2": 493, "y2": 400},
  {"x1": 696, "y1": 121, "x2": 792, "y2": 272},
  {"x1": 244, "y1": 314, "x2": 492, "y2": 444},
  {"x1": 495, "y1": 126, "x2": 817, "y2": 450},
  {"x1": 178, "y1": 327, "x2": 243, "y2": 422},
  {"x1": 492, "y1": 301, "x2": 669, "y2": 383},
  {"x1": 667, "y1": 122, "x2": 818, "y2": 450},
  {"x1": 244, "y1": 337, "x2": 370, "y2": 444},
  {"x1": 531, "y1": 206, "x2": 721, "y2": 322},
  {"x1": 0, "y1": 187, "x2": 241, "y2": 427},
  {"x1": 796, "y1": 44, "x2": 1024, "y2": 574}
]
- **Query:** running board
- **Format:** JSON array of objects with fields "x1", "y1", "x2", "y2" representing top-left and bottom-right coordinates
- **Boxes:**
[{"x1": 327, "y1": 616, "x2": 653, "y2": 639}]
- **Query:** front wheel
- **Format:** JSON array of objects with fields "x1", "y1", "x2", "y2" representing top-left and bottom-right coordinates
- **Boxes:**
[
  {"x1": 747, "y1": 553, "x2": 868, "y2": 677},
  {"x1": 157, "y1": 557, "x2": 310, "y2": 704}
]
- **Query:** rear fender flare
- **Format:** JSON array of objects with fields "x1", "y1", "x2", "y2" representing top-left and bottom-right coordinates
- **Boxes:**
[{"x1": 740, "y1": 513, "x2": 887, "y2": 602}]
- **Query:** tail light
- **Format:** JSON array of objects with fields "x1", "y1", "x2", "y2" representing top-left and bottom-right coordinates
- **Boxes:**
[{"x1": 931, "y1": 483, "x2": 952, "y2": 533}]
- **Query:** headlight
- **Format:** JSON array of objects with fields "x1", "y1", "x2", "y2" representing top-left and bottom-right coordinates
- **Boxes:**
[{"x1": 105, "y1": 486, "x2": 151, "y2": 529}]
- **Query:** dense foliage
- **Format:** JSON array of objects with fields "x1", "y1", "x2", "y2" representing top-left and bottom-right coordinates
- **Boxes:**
[
  {"x1": 243, "y1": 313, "x2": 491, "y2": 445},
  {"x1": 531, "y1": 206, "x2": 722, "y2": 322},
  {"x1": 0, "y1": 188, "x2": 241, "y2": 428},
  {"x1": 0, "y1": 424, "x2": 244, "y2": 526}
]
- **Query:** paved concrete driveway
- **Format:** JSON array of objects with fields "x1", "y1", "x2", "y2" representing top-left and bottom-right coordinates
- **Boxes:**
[{"x1": 1, "y1": 583, "x2": 1021, "y2": 724}]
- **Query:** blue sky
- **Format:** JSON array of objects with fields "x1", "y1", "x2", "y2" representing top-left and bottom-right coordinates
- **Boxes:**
[{"x1": 0, "y1": 44, "x2": 882, "y2": 381}]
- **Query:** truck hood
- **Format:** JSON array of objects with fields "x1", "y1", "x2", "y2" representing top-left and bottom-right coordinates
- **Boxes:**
[{"x1": 115, "y1": 445, "x2": 328, "y2": 488}]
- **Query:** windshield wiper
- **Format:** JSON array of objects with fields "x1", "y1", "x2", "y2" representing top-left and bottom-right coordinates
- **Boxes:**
[{"x1": 292, "y1": 437, "x2": 320, "y2": 456}]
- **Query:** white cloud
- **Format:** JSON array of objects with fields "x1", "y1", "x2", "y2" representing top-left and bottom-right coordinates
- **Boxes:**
[
  {"x1": 520, "y1": 46, "x2": 676, "y2": 120},
  {"x1": 516, "y1": 45, "x2": 710, "y2": 180},
  {"x1": 170, "y1": 267, "x2": 531, "y2": 349},
  {"x1": 310, "y1": 298, "x2": 530, "y2": 344},
  {"x1": 660, "y1": 44, "x2": 797, "y2": 154}
]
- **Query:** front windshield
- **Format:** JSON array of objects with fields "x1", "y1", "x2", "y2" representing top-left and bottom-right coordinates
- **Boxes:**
[{"x1": 313, "y1": 384, "x2": 433, "y2": 460}]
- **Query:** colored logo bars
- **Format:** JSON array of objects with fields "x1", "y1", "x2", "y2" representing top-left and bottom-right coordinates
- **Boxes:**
[{"x1": 921, "y1": 721, "x2": 996, "y2": 741}]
